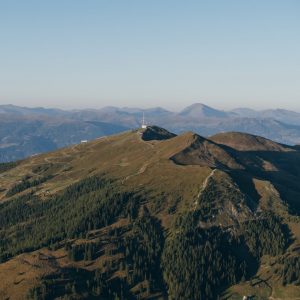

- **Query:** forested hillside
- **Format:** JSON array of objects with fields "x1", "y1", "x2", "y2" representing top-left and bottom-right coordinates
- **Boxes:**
[{"x1": 1, "y1": 126, "x2": 300, "y2": 299}]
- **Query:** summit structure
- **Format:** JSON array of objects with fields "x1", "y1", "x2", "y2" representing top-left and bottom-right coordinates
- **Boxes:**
[{"x1": 141, "y1": 112, "x2": 147, "y2": 129}]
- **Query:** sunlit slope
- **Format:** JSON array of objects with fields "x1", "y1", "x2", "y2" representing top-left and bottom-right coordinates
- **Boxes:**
[
  {"x1": 2, "y1": 126, "x2": 300, "y2": 222},
  {"x1": 210, "y1": 131, "x2": 293, "y2": 152},
  {"x1": 0, "y1": 128, "x2": 213, "y2": 216}
]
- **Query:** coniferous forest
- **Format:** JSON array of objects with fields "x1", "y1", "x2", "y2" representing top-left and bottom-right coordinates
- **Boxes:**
[{"x1": 0, "y1": 174, "x2": 292, "y2": 299}]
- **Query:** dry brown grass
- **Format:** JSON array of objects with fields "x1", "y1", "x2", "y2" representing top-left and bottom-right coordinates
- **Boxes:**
[{"x1": 0, "y1": 248, "x2": 69, "y2": 300}]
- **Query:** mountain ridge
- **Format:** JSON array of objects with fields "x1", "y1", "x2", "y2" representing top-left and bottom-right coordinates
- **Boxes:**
[
  {"x1": 209, "y1": 131, "x2": 294, "y2": 152},
  {"x1": 1, "y1": 103, "x2": 300, "y2": 163},
  {"x1": 1, "y1": 126, "x2": 300, "y2": 299}
]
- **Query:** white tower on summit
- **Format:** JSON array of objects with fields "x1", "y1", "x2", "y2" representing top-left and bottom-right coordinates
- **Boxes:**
[{"x1": 141, "y1": 112, "x2": 147, "y2": 129}]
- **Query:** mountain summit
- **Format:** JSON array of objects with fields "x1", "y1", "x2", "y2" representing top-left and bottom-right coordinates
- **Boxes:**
[
  {"x1": 141, "y1": 125, "x2": 177, "y2": 141},
  {"x1": 179, "y1": 103, "x2": 230, "y2": 119}
]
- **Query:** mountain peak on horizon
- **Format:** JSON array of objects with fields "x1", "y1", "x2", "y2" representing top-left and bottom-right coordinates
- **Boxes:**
[{"x1": 179, "y1": 103, "x2": 229, "y2": 119}]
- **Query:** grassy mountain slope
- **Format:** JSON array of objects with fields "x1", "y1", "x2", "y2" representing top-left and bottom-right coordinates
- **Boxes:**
[
  {"x1": 210, "y1": 132, "x2": 293, "y2": 152},
  {"x1": 1, "y1": 126, "x2": 300, "y2": 299}
]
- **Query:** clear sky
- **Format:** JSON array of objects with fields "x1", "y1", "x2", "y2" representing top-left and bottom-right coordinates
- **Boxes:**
[{"x1": 0, "y1": 0, "x2": 299, "y2": 111}]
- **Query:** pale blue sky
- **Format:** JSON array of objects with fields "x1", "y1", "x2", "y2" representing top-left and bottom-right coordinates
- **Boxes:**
[{"x1": 0, "y1": 0, "x2": 299, "y2": 111}]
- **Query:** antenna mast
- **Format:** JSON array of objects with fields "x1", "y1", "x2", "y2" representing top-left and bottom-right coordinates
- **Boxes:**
[{"x1": 141, "y1": 112, "x2": 147, "y2": 129}]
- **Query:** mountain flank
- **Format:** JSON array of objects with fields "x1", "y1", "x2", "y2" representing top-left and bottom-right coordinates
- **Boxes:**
[
  {"x1": 0, "y1": 126, "x2": 300, "y2": 299},
  {"x1": 170, "y1": 133, "x2": 243, "y2": 169}
]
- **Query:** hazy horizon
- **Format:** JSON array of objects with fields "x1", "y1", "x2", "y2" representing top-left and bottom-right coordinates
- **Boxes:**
[
  {"x1": 1, "y1": 1, "x2": 299, "y2": 111},
  {"x1": 1, "y1": 101, "x2": 300, "y2": 114}
]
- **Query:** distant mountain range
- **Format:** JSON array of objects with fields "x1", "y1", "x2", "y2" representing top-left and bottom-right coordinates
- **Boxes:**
[{"x1": 1, "y1": 103, "x2": 300, "y2": 162}]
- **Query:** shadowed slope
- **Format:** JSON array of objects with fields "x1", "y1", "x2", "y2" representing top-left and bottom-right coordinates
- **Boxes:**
[
  {"x1": 141, "y1": 125, "x2": 176, "y2": 141},
  {"x1": 170, "y1": 133, "x2": 243, "y2": 169}
]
